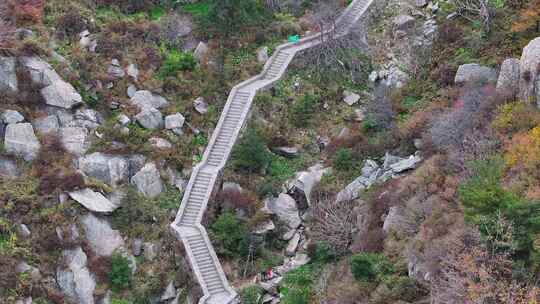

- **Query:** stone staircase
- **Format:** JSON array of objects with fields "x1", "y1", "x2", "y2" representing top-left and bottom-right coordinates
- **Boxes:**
[{"x1": 171, "y1": 0, "x2": 375, "y2": 303}]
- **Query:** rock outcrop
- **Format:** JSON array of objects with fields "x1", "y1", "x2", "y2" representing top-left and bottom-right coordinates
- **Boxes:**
[
  {"x1": 0, "y1": 57, "x2": 18, "y2": 93},
  {"x1": 56, "y1": 247, "x2": 96, "y2": 304},
  {"x1": 496, "y1": 58, "x2": 520, "y2": 99},
  {"x1": 131, "y1": 162, "x2": 164, "y2": 198},
  {"x1": 69, "y1": 188, "x2": 119, "y2": 213},
  {"x1": 519, "y1": 37, "x2": 540, "y2": 107},
  {"x1": 454, "y1": 63, "x2": 497, "y2": 85},
  {"x1": 4, "y1": 123, "x2": 41, "y2": 161},
  {"x1": 81, "y1": 213, "x2": 124, "y2": 256}
]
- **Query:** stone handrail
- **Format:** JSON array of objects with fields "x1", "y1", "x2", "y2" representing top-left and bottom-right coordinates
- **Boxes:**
[{"x1": 171, "y1": 0, "x2": 375, "y2": 303}]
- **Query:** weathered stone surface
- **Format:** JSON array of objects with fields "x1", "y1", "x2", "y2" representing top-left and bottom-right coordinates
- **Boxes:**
[
  {"x1": 135, "y1": 108, "x2": 164, "y2": 130},
  {"x1": 415, "y1": 0, "x2": 428, "y2": 7},
  {"x1": 41, "y1": 80, "x2": 83, "y2": 109},
  {"x1": 33, "y1": 115, "x2": 59, "y2": 134},
  {"x1": 161, "y1": 281, "x2": 176, "y2": 301},
  {"x1": 131, "y1": 162, "x2": 164, "y2": 198},
  {"x1": 454, "y1": 63, "x2": 497, "y2": 85},
  {"x1": 165, "y1": 113, "x2": 185, "y2": 130},
  {"x1": 0, "y1": 156, "x2": 20, "y2": 178},
  {"x1": 343, "y1": 90, "x2": 360, "y2": 105},
  {"x1": 20, "y1": 57, "x2": 62, "y2": 87},
  {"x1": 4, "y1": 123, "x2": 41, "y2": 161},
  {"x1": 257, "y1": 47, "x2": 269, "y2": 64},
  {"x1": 127, "y1": 85, "x2": 137, "y2": 98},
  {"x1": 272, "y1": 146, "x2": 299, "y2": 158},
  {"x1": 69, "y1": 188, "x2": 119, "y2": 213},
  {"x1": 253, "y1": 220, "x2": 275, "y2": 234},
  {"x1": 81, "y1": 213, "x2": 124, "y2": 256},
  {"x1": 127, "y1": 63, "x2": 139, "y2": 81},
  {"x1": 150, "y1": 137, "x2": 173, "y2": 149},
  {"x1": 130, "y1": 90, "x2": 169, "y2": 110},
  {"x1": 193, "y1": 42, "x2": 208, "y2": 61},
  {"x1": 336, "y1": 160, "x2": 380, "y2": 203},
  {"x1": 289, "y1": 164, "x2": 329, "y2": 207},
  {"x1": 132, "y1": 238, "x2": 143, "y2": 256},
  {"x1": 143, "y1": 242, "x2": 159, "y2": 261},
  {"x1": 265, "y1": 194, "x2": 301, "y2": 229},
  {"x1": 519, "y1": 37, "x2": 540, "y2": 106},
  {"x1": 56, "y1": 247, "x2": 96, "y2": 304},
  {"x1": 72, "y1": 109, "x2": 102, "y2": 130},
  {"x1": 285, "y1": 232, "x2": 301, "y2": 256},
  {"x1": 389, "y1": 154, "x2": 422, "y2": 173},
  {"x1": 107, "y1": 59, "x2": 125, "y2": 79},
  {"x1": 78, "y1": 152, "x2": 129, "y2": 186},
  {"x1": 1, "y1": 110, "x2": 24, "y2": 124},
  {"x1": 193, "y1": 97, "x2": 208, "y2": 114},
  {"x1": 117, "y1": 114, "x2": 131, "y2": 126},
  {"x1": 496, "y1": 58, "x2": 520, "y2": 98},
  {"x1": 59, "y1": 127, "x2": 89, "y2": 156},
  {"x1": 0, "y1": 57, "x2": 18, "y2": 93},
  {"x1": 393, "y1": 15, "x2": 415, "y2": 31}
]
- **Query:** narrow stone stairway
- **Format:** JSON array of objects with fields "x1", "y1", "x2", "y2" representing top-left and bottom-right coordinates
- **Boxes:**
[{"x1": 171, "y1": 0, "x2": 375, "y2": 303}]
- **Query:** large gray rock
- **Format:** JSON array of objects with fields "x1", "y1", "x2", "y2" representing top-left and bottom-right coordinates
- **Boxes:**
[
  {"x1": 343, "y1": 90, "x2": 360, "y2": 106},
  {"x1": 135, "y1": 108, "x2": 164, "y2": 130},
  {"x1": 0, "y1": 57, "x2": 18, "y2": 93},
  {"x1": 33, "y1": 115, "x2": 59, "y2": 134},
  {"x1": 165, "y1": 113, "x2": 185, "y2": 130},
  {"x1": 288, "y1": 164, "x2": 329, "y2": 207},
  {"x1": 496, "y1": 58, "x2": 520, "y2": 98},
  {"x1": 41, "y1": 80, "x2": 83, "y2": 109},
  {"x1": 81, "y1": 213, "x2": 124, "y2": 256},
  {"x1": 131, "y1": 162, "x2": 164, "y2": 198},
  {"x1": 130, "y1": 90, "x2": 169, "y2": 110},
  {"x1": 454, "y1": 63, "x2": 497, "y2": 85},
  {"x1": 20, "y1": 57, "x2": 62, "y2": 87},
  {"x1": 265, "y1": 194, "x2": 301, "y2": 229},
  {"x1": 78, "y1": 152, "x2": 129, "y2": 186},
  {"x1": 56, "y1": 247, "x2": 96, "y2": 304},
  {"x1": 519, "y1": 37, "x2": 540, "y2": 107},
  {"x1": 4, "y1": 123, "x2": 41, "y2": 161},
  {"x1": 1, "y1": 110, "x2": 24, "y2": 124},
  {"x1": 69, "y1": 188, "x2": 119, "y2": 213},
  {"x1": 0, "y1": 156, "x2": 20, "y2": 178},
  {"x1": 59, "y1": 127, "x2": 89, "y2": 156}
]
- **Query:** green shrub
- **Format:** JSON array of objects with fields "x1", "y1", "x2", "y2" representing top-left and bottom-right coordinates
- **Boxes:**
[
  {"x1": 160, "y1": 49, "x2": 197, "y2": 77},
  {"x1": 459, "y1": 157, "x2": 540, "y2": 260},
  {"x1": 210, "y1": 212, "x2": 249, "y2": 258},
  {"x1": 233, "y1": 129, "x2": 271, "y2": 173},
  {"x1": 459, "y1": 157, "x2": 521, "y2": 223},
  {"x1": 241, "y1": 285, "x2": 263, "y2": 304},
  {"x1": 112, "y1": 299, "x2": 131, "y2": 304},
  {"x1": 290, "y1": 94, "x2": 318, "y2": 127},
  {"x1": 350, "y1": 253, "x2": 394, "y2": 282},
  {"x1": 202, "y1": 0, "x2": 267, "y2": 34},
  {"x1": 281, "y1": 266, "x2": 315, "y2": 304},
  {"x1": 307, "y1": 242, "x2": 336, "y2": 264},
  {"x1": 109, "y1": 254, "x2": 132, "y2": 291},
  {"x1": 333, "y1": 148, "x2": 354, "y2": 171}
]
